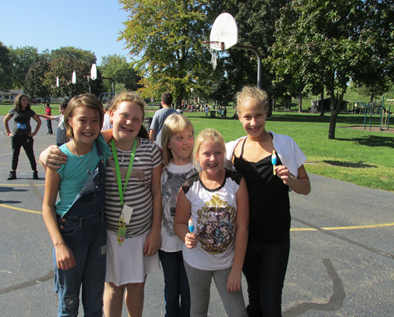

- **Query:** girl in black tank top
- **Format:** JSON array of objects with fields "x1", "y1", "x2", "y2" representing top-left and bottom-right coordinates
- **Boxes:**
[
  {"x1": 233, "y1": 137, "x2": 291, "y2": 242},
  {"x1": 227, "y1": 87, "x2": 311, "y2": 317}
]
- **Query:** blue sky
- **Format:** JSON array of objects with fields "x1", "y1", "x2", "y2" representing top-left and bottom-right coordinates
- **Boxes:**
[{"x1": 1, "y1": 0, "x2": 130, "y2": 65}]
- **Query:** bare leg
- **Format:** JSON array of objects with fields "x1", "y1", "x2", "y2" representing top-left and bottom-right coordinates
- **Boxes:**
[
  {"x1": 103, "y1": 282, "x2": 126, "y2": 317},
  {"x1": 125, "y1": 278, "x2": 146, "y2": 317}
]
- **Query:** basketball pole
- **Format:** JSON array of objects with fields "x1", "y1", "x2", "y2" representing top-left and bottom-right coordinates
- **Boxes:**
[{"x1": 232, "y1": 44, "x2": 262, "y2": 89}]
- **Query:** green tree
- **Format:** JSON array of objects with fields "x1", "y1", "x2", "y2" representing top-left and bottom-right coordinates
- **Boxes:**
[
  {"x1": 9, "y1": 46, "x2": 43, "y2": 89},
  {"x1": 0, "y1": 42, "x2": 13, "y2": 90},
  {"x1": 50, "y1": 46, "x2": 97, "y2": 65},
  {"x1": 25, "y1": 60, "x2": 50, "y2": 98},
  {"x1": 118, "y1": 0, "x2": 217, "y2": 104},
  {"x1": 99, "y1": 54, "x2": 140, "y2": 92},
  {"x1": 270, "y1": 0, "x2": 394, "y2": 139},
  {"x1": 44, "y1": 57, "x2": 92, "y2": 98}
]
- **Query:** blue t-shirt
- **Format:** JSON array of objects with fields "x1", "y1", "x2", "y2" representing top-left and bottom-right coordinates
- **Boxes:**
[{"x1": 55, "y1": 134, "x2": 111, "y2": 216}]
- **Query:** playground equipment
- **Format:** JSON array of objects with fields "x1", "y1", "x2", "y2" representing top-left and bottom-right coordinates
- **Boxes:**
[
  {"x1": 98, "y1": 92, "x2": 115, "y2": 104},
  {"x1": 353, "y1": 101, "x2": 372, "y2": 130},
  {"x1": 379, "y1": 96, "x2": 392, "y2": 131},
  {"x1": 202, "y1": 13, "x2": 262, "y2": 89}
]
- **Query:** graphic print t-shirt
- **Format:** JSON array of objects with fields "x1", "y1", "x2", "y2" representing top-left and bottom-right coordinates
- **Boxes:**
[
  {"x1": 181, "y1": 169, "x2": 242, "y2": 270},
  {"x1": 160, "y1": 162, "x2": 197, "y2": 252}
]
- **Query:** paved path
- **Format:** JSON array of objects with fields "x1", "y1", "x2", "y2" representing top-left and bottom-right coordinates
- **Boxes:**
[{"x1": 0, "y1": 116, "x2": 393, "y2": 316}]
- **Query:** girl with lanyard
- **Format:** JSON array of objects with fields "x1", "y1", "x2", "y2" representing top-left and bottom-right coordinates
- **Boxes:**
[{"x1": 102, "y1": 92, "x2": 162, "y2": 317}]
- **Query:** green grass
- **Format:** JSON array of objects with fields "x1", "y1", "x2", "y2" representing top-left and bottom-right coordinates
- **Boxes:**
[
  {"x1": 2, "y1": 104, "x2": 393, "y2": 191},
  {"x1": 179, "y1": 111, "x2": 394, "y2": 192},
  {"x1": 0, "y1": 104, "x2": 62, "y2": 116}
]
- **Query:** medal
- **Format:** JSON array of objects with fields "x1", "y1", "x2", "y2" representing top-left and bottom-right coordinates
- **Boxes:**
[{"x1": 117, "y1": 217, "x2": 127, "y2": 245}]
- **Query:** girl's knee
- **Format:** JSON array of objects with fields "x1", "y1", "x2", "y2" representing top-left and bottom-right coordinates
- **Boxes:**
[
  {"x1": 126, "y1": 281, "x2": 145, "y2": 295},
  {"x1": 105, "y1": 282, "x2": 126, "y2": 297}
]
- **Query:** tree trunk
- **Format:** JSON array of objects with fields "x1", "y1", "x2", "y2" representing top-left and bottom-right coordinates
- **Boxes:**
[
  {"x1": 267, "y1": 94, "x2": 272, "y2": 117},
  {"x1": 328, "y1": 92, "x2": 344, "y2": 139},
  {"x1": 298, "y1": 93, "x2": 302, "y2": 113},
  {"x1": 320, "y1": 90, "x2": 324, "y2": 117}
]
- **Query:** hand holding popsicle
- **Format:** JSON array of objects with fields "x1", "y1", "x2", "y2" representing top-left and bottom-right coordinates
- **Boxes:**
[
  {"x1": 271, "y1": 150, "x2": 277, "y2": 175},
  {"x1": 185, "y1": 219, "x2": 197, "y2": 249}
]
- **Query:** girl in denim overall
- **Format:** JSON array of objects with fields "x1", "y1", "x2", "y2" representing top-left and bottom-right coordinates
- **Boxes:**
[{"x1": 42, "y1": 94, "x2": 111, "y2": 317}]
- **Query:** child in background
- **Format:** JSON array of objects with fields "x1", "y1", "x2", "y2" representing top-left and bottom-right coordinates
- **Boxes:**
[
  {"x1": 103, "y1": 92, "x2": 162, "y2": 317},
  {"x1": 3, "y1": 94, "x2": 42, "y2": 180},
  {"x1": 159, "y1": 114, "x2": 196, "y2": 317},
  {"x1": 41, "y1": 93, "x2": 111, "y2": 317},
  {"x1": 102, "y1": 99, "x2": 113, "y2": 130},
  {"x1": 175, "y1": 129, "x2": 249, "y2": 317},
  {"x1": 37, "y1": 101, "x2": 68, "y2": 146},
  {"x1": 45, "y1": 102, "x2": 53, "y2": 134},
  {"x1": 225, "y1": 86, "x2": 311, "y2": 316}
]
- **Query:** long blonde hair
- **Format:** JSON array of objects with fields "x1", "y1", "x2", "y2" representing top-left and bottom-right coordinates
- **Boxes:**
[{"x1": 161, "y1": 114, "x2": 194, "y2": 166}]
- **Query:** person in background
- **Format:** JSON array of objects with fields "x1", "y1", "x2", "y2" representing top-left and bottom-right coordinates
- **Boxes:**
[
  {"x1": 45, "y1": 102, "x2": 53, "y2": 134},
  {"x1": 149, "y1": 92, "x2": 177, "y2": 148},
  {"x1": 102, "y1": 99, "x2": 114, "y2": 131},
  {"x1": 3, "y1": 94, "x2": 42, "y2": 180},
  {"x1": 37, "y1": 101, "x2": 69, "y2": 146}
]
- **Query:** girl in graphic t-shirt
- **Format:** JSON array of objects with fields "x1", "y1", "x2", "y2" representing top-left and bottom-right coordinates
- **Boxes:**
[
  {"x1": 175, "y1": 128, "x2": 249, "y2": 317},
  {"x1": 159, "y1": 113, "x2": 196, "y2": 317}
]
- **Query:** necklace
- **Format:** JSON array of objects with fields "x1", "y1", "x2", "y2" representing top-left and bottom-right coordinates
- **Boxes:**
[{"x1": 71, "y1": 141, "x2": 93, "y2": 175}]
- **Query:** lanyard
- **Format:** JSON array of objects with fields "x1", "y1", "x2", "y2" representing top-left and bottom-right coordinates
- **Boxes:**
[{"x1": 111, "y1": 138, "x2": 137, "y2": 207}]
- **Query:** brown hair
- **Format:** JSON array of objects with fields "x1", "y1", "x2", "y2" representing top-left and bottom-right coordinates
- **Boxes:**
[
  {"x1": 64, "y1": 93, "x2": 104, "y2": 138},
  {"x1": 13, "y1": 94, "x2": 30, "y2": 112},
  {"x1": 235, "y1": 86, "x2": 268, "y2": 114}
]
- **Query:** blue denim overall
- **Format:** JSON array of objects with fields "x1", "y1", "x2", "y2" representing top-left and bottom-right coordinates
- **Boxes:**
[{"x1": 54, "y1": 141, "x2": 107, "y2": 317}]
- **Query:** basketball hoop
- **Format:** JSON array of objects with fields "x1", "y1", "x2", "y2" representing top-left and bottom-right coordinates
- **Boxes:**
[{"x1": 202, "y1": 41, "x2": 224, "y2": 70}]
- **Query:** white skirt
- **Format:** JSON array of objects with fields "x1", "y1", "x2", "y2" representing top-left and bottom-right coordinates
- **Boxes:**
[{"x1": 105, "y1": 230, "x2": 160, "y2": 286}]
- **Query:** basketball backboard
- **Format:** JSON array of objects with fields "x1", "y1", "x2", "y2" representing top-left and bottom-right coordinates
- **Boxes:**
[{"x1": 210, "y1": 13, "x2": 238, "y2": 50}]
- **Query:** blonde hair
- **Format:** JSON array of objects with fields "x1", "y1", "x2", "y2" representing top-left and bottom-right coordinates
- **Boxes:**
[
  {"x1": 161, "y1": 114, "x2": 194, "y2": 166},
  {"x1": 109, "y1": 91, "x2": 146, "y2": 122},
  {"x1": 235, "y1": 86, "x2": 268, "y2": 114},
  {"x1": 193, "y1": 129, "x2": 225, "y2": 169},
  {"x1": 64, "y1": 93, "x2": 104, "y2": 139}
]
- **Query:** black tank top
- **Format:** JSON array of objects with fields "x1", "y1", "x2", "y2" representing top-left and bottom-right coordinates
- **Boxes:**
[{"x1": 233, "y1": 138, "x2": 290, "y2": 242}]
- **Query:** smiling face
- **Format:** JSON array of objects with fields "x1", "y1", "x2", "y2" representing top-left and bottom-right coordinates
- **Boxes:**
[
  {"x1": 196, "y1": 138, "x2": 225, "y2": 176},
  {"x1": 68, "y1": 106, "x2": 101, "y2": 146},
  {"x1": 238, "y1": 98, "x2": 267, "y2": 138},
  {"x1": 110, "y1": 101, "x2": 143, "y2": 147},
  {"x1": 168, "y1": 128, "x2": 194, "y2": 165}
]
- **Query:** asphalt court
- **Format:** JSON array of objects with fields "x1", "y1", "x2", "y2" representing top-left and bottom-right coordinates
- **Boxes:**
[{"x1": 1, "y1": 116, "x2": 393, "y2": 316}]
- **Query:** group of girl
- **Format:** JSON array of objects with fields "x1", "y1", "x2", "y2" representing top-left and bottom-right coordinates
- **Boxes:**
[{"x1": 40, "y1": 86, "x2": 310, "y2": 317}]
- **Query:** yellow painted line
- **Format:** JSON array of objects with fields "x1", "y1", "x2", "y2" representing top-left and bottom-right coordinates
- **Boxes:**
[
  {"x1": 0, "y1": 204, "x2": 42, "y2": 215},
  {"x1": 291, "y1": 222, "x2": 394, "y2": 231},
  {"x1": 0, "y1": 184, "x2": 44, "y2": 186},
  {"x1": 0, "y1": 204, "x2": 393, "y2": 232}
]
